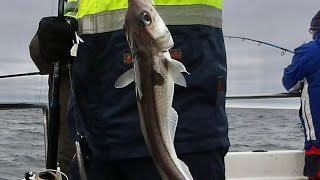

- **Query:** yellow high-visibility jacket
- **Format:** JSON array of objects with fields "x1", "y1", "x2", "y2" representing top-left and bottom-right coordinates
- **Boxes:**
[{"x1": 65, "y1": 0, "x2": 223, "y2": 35}]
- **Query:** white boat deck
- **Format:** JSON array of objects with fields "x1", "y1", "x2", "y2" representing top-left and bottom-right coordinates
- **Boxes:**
[{"x1": 225, "y1": 150, "x2": 307, "y2": 180}]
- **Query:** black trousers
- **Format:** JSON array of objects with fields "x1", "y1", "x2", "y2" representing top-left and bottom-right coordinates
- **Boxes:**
[
  {"x1": 304, "y1": 154, "x2": 320, "y2": 179},
  {"x1": 70, "y1": 148, "x2": 228, "y2": 180}
]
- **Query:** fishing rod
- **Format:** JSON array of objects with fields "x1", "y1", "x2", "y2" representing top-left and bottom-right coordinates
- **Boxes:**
[
  {"x1": 23, "y1": 0, "x2": 64, "y2": 175},
  {"x1": 1, "y1": 36, "x2": 293, "y2": 80},
  {"x1": 224, "y1": 35, "x2": 295, "y2": 55},
  {"x1": 46, "y1": 0, "x2": 64, "y2": 173},
  {"x1": 0, "y1": 72, "x2": 40, "y2": 79}
]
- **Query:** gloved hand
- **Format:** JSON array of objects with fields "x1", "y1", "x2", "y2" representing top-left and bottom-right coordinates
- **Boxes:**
[{"x1": 36, "y1": 16, "x2": 78, "y2": 63}]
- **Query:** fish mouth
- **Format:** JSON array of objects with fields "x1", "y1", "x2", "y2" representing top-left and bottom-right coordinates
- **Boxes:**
[{"x1": 155, "y1": 31, "x2": 174, "y2": 50}]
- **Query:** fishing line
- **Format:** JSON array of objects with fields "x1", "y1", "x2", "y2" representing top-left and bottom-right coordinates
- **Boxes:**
[
  {"x1": 68, "y1": 56, "x2": 89, "y2": 180},
  {"x1": 67, "y1": 2, "x2": 89, "y2": 175},
  {"x1": 67, "y1": 0, "x2": 83, "y2": 133},
  {"x1": 68, "y1": 62, "x2": 80, "y2": 132},
  {"x1": 28, "y1": 72, "x2": 46, "y2": 172},
  {"x1": 51, "y1": 0, "x2": 57, "y2": 16}
]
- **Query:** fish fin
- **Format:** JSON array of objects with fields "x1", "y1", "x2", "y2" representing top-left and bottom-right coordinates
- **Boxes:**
[
  {"x1": 134, "y1": 58, "x2": 143, "y2": 99},
  {"x1": 178, "y1": 159, "x2": 194, "y2": 180},
  {"x1": 170, "y1": 58, "x2": 190, "y2": 74},
  {"x1": 114, "y1": 68, "x2": 135, "y2": 88},
  {"x1": 163, "y1": 51, "x2": 189, "y2": 74},
  {"x1": 169, "y1": 107, "x2": 178, "y2": 141},
  {"x1": 167, "y1": 60, "x2": 187, "y2": 87}
]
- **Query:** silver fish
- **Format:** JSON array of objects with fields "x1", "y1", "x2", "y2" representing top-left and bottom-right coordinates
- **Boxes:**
[{"x1": 115, "y1": 0, "x2": 194, "y2": 180}]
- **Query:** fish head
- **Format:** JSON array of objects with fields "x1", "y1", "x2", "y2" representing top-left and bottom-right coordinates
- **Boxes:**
[{"x1": 125, "y1": 0, "x2": 174, "y2": 53}]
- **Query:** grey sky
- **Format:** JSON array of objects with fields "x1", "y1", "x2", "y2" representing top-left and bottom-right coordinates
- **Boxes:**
[
  {"x1": 0, "y1": 0, "x2": 319, "y2": 104},
  {"x1": 0, "y1": 0, "x2": 55, "y2": 74},
  {"x1": 223, "y1": 0, "x2": 319, "y2": 108}
]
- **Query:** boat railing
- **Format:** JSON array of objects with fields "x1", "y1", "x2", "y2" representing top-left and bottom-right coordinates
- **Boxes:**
[
  {"x1": 226, "y1": 92, "x2": 300, "y2": 100},
  {"x1": 0, "y1": 92, "x2": 299, "y2": 159},
  {"x1": 0, "y1": 102, "x2": 49, "y2": 160}
]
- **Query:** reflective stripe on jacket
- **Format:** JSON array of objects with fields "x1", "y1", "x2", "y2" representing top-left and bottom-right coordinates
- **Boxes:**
[{"x1": 65, "y1": 0, "x2": 223, "y2": 34}]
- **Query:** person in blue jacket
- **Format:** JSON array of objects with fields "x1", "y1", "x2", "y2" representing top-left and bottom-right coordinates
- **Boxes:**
[{"x1": 282, "y1": 10, "x2": 320, "y2": 179}]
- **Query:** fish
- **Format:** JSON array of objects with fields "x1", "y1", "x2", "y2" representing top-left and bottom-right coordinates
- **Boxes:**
[{"x1": 114, "y1": 0, "x2": 194, "y2": 180}]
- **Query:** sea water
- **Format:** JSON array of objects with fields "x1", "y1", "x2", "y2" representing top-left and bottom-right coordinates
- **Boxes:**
[{"x1": 0, "y1": 107, "x2": 304, "y2": 180}]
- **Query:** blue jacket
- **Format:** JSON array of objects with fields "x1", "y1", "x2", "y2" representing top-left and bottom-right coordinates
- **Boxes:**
[
  {"x1": 282, "y1": 34, "x2": 320, "y2": 150},
  {"x1": 68, "y1": 25, "x2": 229, "y2": 160}
]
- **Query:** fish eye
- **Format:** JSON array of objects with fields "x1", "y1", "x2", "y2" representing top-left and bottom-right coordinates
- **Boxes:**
[{"x1": 138, "y1": 11, "x2": 152, "y2": 26}]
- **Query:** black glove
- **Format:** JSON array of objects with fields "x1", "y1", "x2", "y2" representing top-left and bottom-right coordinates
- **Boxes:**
[{"x1": 36, "y1": 16, "x2": 78, "y2": 64}]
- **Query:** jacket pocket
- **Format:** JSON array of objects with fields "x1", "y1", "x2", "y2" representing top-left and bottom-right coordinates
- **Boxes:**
[{"x1": 215, "y1": 76, "x2": 226, "y2": 106}]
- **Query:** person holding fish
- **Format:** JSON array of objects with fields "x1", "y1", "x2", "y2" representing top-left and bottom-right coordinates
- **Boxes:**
[
  {"x1": 282, "y1": 10, "x2": 320, "y2": 180},
  {"x1": 30, "y1": 0, "x2": 229, "y2": 179}
]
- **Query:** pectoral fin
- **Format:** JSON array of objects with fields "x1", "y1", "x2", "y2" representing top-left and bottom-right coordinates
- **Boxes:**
[
  {"x1": 170, "y1": 58, "x2": 189, "y2": 74},
  {"x1": 163, "y1": 51, "x2": 189, "y2": 74},
  {"x1": 167, "y1": 60, "x2": 187, "y2": 87},
  {"x1": 114, "y1": 68, "x2": 135, "y2": 88}
]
